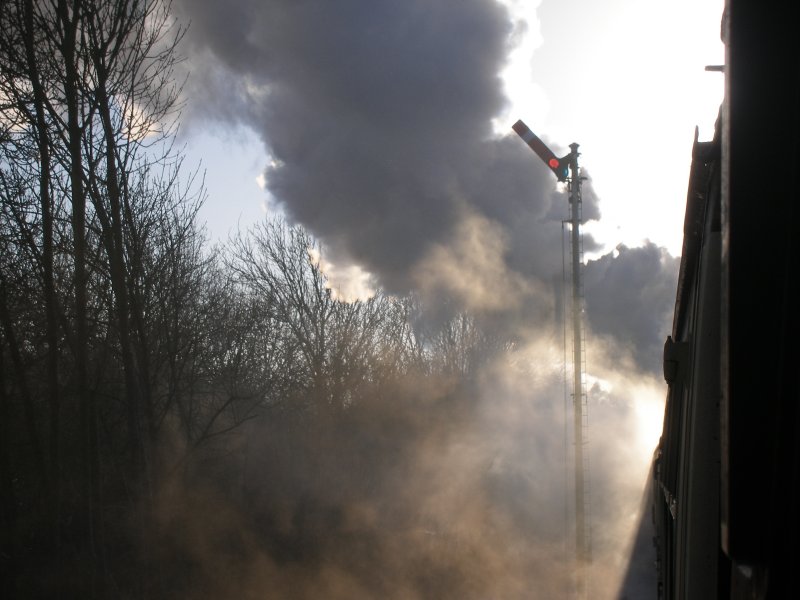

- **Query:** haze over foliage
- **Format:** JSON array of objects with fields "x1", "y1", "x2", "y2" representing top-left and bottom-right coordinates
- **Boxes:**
[{"x1": 0, "y1": 1, "x2": 676, "y2": 598}]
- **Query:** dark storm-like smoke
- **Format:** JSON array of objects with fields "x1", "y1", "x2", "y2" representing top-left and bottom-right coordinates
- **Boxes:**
[
  {"x1": 174, "y1": 0, "x2": 602, "y2": 314},
  {"x1": 585, "y1": 242, "x2": 679, "y2": 373},
  {"x1": 174, "y1": 1, "x2": 677, "y2": 359}
]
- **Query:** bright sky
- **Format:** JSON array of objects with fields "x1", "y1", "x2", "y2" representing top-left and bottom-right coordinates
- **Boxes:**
[{"x1": 187, "y1": 0, "x2": 724, "y2": 258}]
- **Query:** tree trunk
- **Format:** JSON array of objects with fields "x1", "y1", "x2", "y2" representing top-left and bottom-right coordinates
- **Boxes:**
[
  {"x1": 56, "y1": 0, "x2": 100, "y2": 595},
  {"x1": 0, "y1": 343, "x2": 19, "y2": 599},
  {"x1": 23, "y1": 0, "x2": 62, "y2": 568}
]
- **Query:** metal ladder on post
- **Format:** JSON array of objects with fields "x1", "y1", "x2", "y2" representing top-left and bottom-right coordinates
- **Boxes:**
[{"x1": 575, "y1": 193, "x2": 593, "y2": 563}]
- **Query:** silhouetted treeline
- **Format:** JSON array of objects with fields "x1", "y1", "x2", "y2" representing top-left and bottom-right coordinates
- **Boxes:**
[{"x1": 0, "y1": 3, "x2": 512, "y2": 597}]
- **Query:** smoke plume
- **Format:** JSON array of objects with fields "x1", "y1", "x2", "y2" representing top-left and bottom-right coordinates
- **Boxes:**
[{"x1": 174, "y1": 0, "x2": 603, "y2": 314}]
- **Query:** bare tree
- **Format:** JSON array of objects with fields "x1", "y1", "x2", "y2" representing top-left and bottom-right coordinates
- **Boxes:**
[
  {"x1": 0, "y1": 1, "x2": 194, "y2": 595},
  {"x1": 228, "y1": 219, "x2": 418, "y2": 412}
]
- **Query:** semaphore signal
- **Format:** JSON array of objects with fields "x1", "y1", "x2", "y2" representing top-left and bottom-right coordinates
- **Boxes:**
[
  {"x1": 512, "y1": 120, "x2": 572, "y2": 182},
  {"x1": 513, "y1": 119, "x2": 592, "y2": 600}
]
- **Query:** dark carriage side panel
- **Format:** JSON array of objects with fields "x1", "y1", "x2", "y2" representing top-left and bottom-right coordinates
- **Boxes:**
[
  {"x1": 654, "y1": 123, "x2": 722, "y2": 600},
  {"x1": 652, "y1": 1, "x2": 800, "y2": 597},
  {"x1": 720, "y1": 1, "x2": 800, "y2": 590}
]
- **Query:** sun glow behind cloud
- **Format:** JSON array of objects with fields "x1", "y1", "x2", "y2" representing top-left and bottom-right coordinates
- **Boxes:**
[
  {"x1": 494, "y1": 0, "x2": 546, "y2": 136},
  {"x1": 308, "y1": 247, "x2": 377, "y2": 303},
  {"x1": 499, "y1": 0, "x2": 724, "y2": 257}
]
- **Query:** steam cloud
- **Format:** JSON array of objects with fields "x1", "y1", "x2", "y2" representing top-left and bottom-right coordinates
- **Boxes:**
[
  {"x1": 155, "y1": 336, "x2": 662, "y2": 599},
  {"x1": 171, "y1": 0, "x2": 678, "y2": 597}
]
